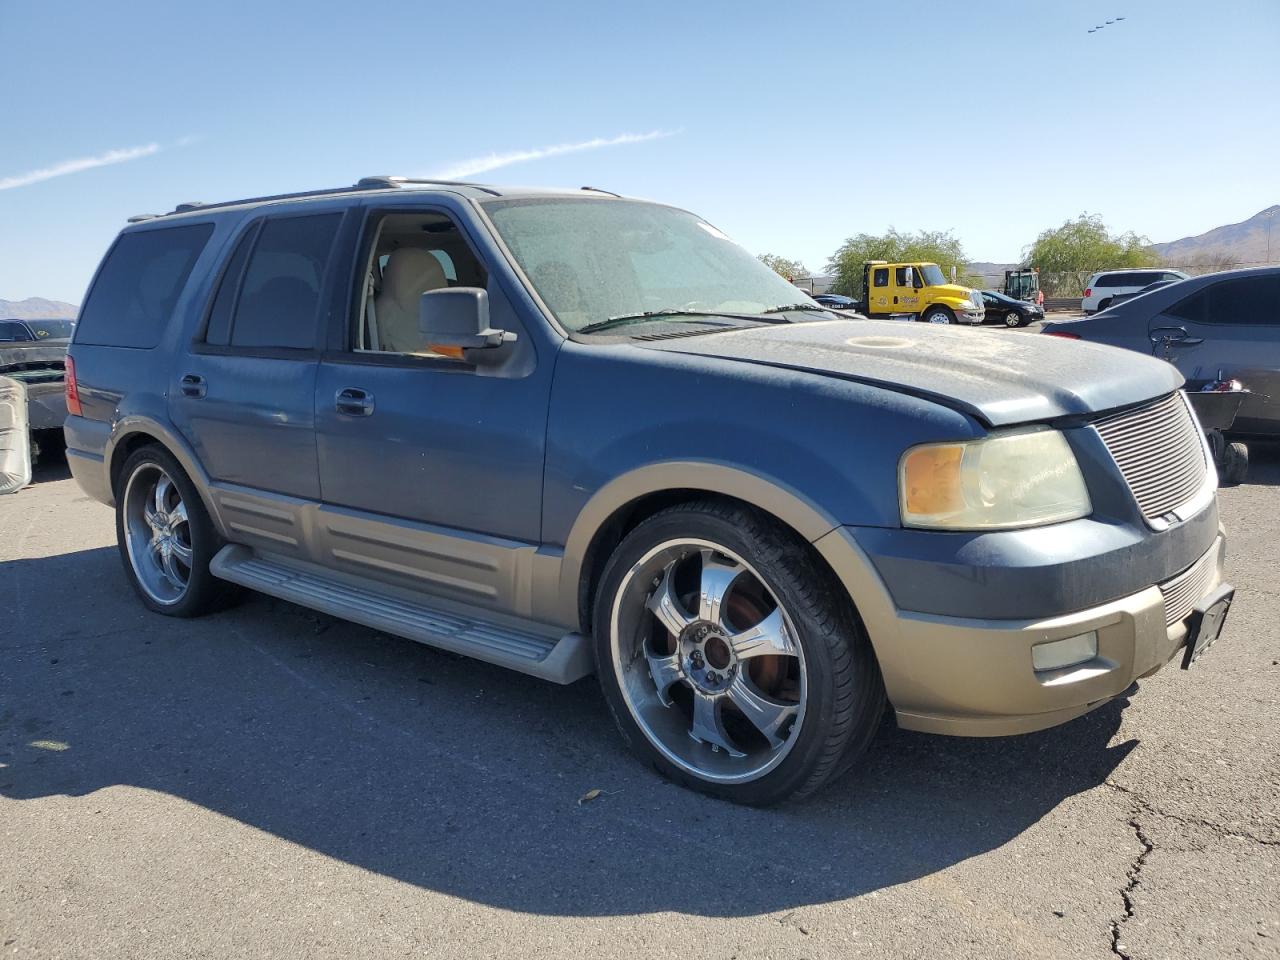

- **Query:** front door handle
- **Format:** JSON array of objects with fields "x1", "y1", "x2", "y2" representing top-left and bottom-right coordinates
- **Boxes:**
[
  {"x1": 180, "y1": 374, "x2": 207, "y2": 398},
  {"x1": 335, "y1": 387, "x2": 374, "y2": 416}
]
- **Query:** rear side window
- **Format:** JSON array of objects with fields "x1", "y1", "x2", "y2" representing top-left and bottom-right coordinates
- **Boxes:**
[
  {"x1": 873, "y1": 268, "x2": 888, "y2": 287},
  {"x1": 227, "y1": 213, "x2": 342, "y2": 350},
  {"x1": 76, "y1": 224, "x2": 214, "y2": 348},
  {"x1": 0, "y1": 321, "x2": 33, "y2": 342},
  {"x1": 1168, "y1": 276, "x2": 1280, "y2": 326},
  {"x1": 203, "y1": 224, "x2": 260, "y2": 347}
]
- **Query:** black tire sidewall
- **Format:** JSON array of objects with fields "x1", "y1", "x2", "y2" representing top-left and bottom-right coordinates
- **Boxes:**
[
  {"x1": 114, "y1": 445, "x2": 227, "y2": 618},
  {"x1": 592, "y1": 503, "x2": 880, "y2": 805}
]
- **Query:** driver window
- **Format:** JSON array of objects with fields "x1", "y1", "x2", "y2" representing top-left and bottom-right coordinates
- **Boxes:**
[{"x1": 355, "y1": 212, "x2": 486, "y2": 357}]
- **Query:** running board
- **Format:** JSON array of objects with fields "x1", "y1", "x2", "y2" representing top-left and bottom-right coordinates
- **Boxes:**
[{"x1": 210, "y1": 545, "x2": 594, "y2": 684}]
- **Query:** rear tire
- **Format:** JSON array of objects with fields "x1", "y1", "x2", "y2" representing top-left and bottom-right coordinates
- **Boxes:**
[
  {"x1": 1222, "y1": 442, "x2": 1249, "y2": 485},
  {"x1": 1098, "y1": 297, "x2": 1113, "y2": 312},
  {"x1": 592, "y1": 500, "x2": 885, "y2": 805},
  {"x1": 114, "y1": 445, "x2": 238, "y2": 617}
]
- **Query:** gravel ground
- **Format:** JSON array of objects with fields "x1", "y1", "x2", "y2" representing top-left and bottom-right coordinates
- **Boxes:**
[{"x1": 1, "y1": 447, "x2": 1277, "y2": 960}]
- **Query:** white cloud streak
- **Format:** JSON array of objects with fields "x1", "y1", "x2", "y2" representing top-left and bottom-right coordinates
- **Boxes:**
[
  {"x1": 0, "y1": 143, "x2": 161, "y2": 192},
  {"x1": 427, "y1": 130, "x2": 676, "y2": 180}
]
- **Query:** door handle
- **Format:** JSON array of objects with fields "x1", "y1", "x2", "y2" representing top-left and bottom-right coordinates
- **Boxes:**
[
  {"x1": 335, "y1": 387, "x2": 374, "y2": 416},
  {"x1": 180, "y1": 374, "x2": 207, "y2": 398},
  {"x1": 1149, "y1": 326, "x2": 1203, "y2": 345}
]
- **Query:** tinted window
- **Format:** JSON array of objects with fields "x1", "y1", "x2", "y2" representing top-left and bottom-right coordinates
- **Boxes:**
[
  {"x1": 873, "y1": 268, "x2": 889, "y2": 288},
  {"x1": 0, "y1": 321, "x2": 33, "y2": 342},
  {"x1": 203, "y1": 224, "x2": 260, "y2": 346},
  {"x1": 76, "y1": 224, "x2": 214, "y2": 348},
  {"x1": 25, "y1": 319, "x2": 75, "y2": 339},
  {"x1": 229, "y1": 213, "x2": 341, "y2": 350},
  {"x1": 1169, "y1": 276, "x2": 1280, "y2": 326}
]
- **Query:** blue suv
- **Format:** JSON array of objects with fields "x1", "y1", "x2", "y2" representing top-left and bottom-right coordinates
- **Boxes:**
[{"x1": 64, "y1": 178, "x2": 1231, "y2": 803}]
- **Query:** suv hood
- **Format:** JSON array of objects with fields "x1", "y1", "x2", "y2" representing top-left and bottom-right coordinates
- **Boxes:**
[{"x1": 643, "y1": 319, "x2": 1181, "y2": 427}]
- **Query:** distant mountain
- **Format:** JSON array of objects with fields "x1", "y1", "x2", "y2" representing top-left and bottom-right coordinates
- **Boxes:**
[
  {"x1": 1150, "y1": 205, "x2": 1280, "y2": 267},
  {"x1": 1, "y1": 297, "x2": 79, "y2": 320},
  {"x1": 967, "y1": 261, "x2": 1018, "y2": 280}
]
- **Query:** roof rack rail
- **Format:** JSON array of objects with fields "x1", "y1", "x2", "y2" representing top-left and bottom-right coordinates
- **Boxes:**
[
  {"x1": 356, "y1": 176, "x2": 503, "y2": 197},
  {"x1": 134, "y1": 177, "x2": 505, "y2": 224},
  {"x1": 580, "y1": 185, "x2": 621, "y2": 197}
]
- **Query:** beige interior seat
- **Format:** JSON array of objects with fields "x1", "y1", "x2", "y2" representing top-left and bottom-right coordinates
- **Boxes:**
[{"x1": 374, "y1": 248, "x2": 447, "y2": 353}]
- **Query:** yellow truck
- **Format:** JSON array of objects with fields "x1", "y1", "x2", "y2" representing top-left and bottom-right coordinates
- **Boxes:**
[{"x1": 861, "y1": 261, "x2": 985, "y2": 325}]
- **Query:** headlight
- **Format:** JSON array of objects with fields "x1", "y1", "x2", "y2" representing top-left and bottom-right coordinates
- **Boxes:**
[{"x1": 899, "y1": 428, "x2": 1091, "y2": 530}]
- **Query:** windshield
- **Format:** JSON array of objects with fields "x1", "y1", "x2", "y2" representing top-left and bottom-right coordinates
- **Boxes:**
[
  {"x1": 483, "y1": 198, "x2": 820, "y2": 332},
  {"x1": 25, "y1": 319, "x2": 75, "y2": 340},
  {"x1": 918, "y1": 264, "x2": 947, "y2": 286}
]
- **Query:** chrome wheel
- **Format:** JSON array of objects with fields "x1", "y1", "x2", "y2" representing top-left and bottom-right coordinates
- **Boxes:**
[
  {"x1": 1005, "y1": 311, "x2": 1021, "y2": 327},
  {"x1": 609, "y1": 539, "x2": 807, "y2": 784},
  {"x1": 926, "y1": 309, "x2": 952, "y2": 324},
  {"x1": 122, "y1": 464, "x2": 193, "y2": 606}
]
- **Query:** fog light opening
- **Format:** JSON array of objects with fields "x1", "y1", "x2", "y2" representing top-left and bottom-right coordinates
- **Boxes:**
[{"x1": 1032, "y1": 631, "x2": 1099, "y2": 672}]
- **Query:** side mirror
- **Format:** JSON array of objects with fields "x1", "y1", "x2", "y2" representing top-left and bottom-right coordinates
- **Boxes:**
[
  {"x1": 418, "y1": 287, "x2": 516, "y2": 349},
  {"x1": 901, "y1": 267, "x2": 914, "y2": 289}
]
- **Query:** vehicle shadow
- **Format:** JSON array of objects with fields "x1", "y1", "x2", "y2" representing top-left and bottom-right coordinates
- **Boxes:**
[
  {"x1": 0, "y1": 546, "x2": 1136, "y2": 919},
  {"x1": 28, "y1": 439, "x2": 70, "y2": 484}
]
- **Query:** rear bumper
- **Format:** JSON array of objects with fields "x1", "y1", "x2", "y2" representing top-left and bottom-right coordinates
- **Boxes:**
[{"x1": 814, "y1": 526, "x2": 1228, "y2": 737}]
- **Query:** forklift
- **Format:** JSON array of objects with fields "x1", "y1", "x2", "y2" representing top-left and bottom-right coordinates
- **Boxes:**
[{"x1": 1003, "y1": 268, "x2": 1043, "y2": 305}]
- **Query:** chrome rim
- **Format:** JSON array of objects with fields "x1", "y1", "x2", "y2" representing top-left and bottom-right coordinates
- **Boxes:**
[
  {"x1": 1006, "y1": 311, "x2": 1021, "y2": 327},
  {"x1": 122, "y1": 464, "x2": 193, "y2": 605},
  {"x1": 610, "y1": 539, "x2": 807, "y2": 784},
  {"x1": 928, "y1": 310, "x2": 951, "y2": 324}
]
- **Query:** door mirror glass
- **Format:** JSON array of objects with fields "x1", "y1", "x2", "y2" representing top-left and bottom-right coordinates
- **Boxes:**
[{"x1": 418, "y1": 287, "x2": 515, "y2": 349}]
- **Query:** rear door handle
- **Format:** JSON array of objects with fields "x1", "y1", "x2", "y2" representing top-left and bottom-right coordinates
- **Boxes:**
[
  {"x1": 1150, "y1": 326, "x2": 1204, "y2": 346},
  {"x1": 180, "y1": 374, "x2": 207, "y2": 398},
  {"x1": 335, "y1": 387, "x2": 374, "y2": 416}
]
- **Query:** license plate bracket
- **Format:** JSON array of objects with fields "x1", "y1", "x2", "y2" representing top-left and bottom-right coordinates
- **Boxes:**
[{"x1": 1181, "y1": 583, "x2": 1234, "y2": 669}]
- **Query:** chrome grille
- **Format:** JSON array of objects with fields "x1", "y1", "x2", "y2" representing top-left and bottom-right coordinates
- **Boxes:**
[
  {"x1": 1159, "y1": 544, "x2": 1218, "y2": 626},
  {"x1": 1094, "y1": 392, "x2": 1207, "y2": 522}
]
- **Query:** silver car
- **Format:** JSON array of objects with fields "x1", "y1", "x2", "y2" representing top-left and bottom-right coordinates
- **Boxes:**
[{"x1": 1043, "y1": 267, "x2": 1280, "y2": 438}]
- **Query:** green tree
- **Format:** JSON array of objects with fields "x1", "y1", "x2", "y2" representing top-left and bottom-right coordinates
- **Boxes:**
[
  {"x1": 757, "y1": 253, "x2": 809, "y2": 281},
  {"x1": 1025, "y1": 214, "x2": 1158, "y2": 295},
  {"x1": 825, "y1": 228, "x2": 969, "y2": 300}
]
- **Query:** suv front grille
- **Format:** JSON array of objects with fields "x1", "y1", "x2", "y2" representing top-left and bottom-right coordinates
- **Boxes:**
[
  {"x1": 1159, "y1": 544, "x2": 1218, "y2": 626},
  {"x1": 1094, "y1": 392, "x2": 1207, "y2": 522}
]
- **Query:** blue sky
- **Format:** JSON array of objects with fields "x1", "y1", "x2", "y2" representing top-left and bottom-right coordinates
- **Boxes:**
[{"x1": 2, "y1": 0, "x2": 1277, "y2": 304}]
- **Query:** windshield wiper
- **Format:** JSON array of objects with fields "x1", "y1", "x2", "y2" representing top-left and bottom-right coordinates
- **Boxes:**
[
  {"x1": 577, "y1": 309, "x2": 774, "y2": 336},
  {"x1": 760, "y1": 302, "x2": 833, "y2": 315}
]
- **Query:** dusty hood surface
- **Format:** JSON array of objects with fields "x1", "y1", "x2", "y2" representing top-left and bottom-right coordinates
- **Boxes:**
[{"x1": 643, "y1": 319, "x2": 1181, "y2": 426}]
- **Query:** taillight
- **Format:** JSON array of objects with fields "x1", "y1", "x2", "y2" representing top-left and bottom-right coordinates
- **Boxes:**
[
  {"x1": 65, "y1": 355, "x2": 82, "y2": 416},
  {"x1": 1046, "y1": 331, "x2": 1081, "y2": 339},
  {"x1": 1084, "y1": 287, "x2": 1092, "y2": 298}
]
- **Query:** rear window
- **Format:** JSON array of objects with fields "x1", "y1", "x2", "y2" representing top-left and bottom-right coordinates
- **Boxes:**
[
  {"x1": 25, "y1": 319, "x2": 75, "y2": 340},
  {"x1": 76, "y1": 224, "x2": 214, "y2": 348}
]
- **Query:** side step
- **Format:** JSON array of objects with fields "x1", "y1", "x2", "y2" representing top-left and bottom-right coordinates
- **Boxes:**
[{"x1": 210, "y1": 545, "x2": 594, "y2": 684}]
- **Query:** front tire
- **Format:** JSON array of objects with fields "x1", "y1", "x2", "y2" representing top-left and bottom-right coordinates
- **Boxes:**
[
  {"x1": 1005, "y1": 310, "x2": 1024, "y2": 328},
  {"x1": 115, "y1": 445, "x2": 236, "y2": 617},
  {"x1": 921, "y1": 306, "x2": 954, "y2": 325},
  {"x1": 592, "y1": 501, "x2": 885, "y2": 805}
]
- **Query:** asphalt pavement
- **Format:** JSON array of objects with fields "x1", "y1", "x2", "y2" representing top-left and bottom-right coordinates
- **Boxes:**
[{"x1": 1, "y1": 447, "x2": 1277, "y2": 959}]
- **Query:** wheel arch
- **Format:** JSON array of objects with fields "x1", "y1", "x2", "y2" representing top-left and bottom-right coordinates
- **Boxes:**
[
  {"x1": 106, "y1": 417, "x2": 223, "y2": 535},
  {"x1": 558, "y1": 462, "x2": 846, "y2": 635}
]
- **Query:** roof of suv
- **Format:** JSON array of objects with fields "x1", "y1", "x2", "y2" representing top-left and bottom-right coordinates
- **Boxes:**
[{"x1": 128, "y1": 177, "x2": 627, "y2": 224}]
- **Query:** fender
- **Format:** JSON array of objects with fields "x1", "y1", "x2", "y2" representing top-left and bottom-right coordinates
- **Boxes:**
[{"x1": 551, "y1": 460, "x2": 846, "y2": 627}]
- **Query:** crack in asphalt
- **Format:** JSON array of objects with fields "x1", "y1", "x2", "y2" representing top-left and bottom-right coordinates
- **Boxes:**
[
  {"x1": 1109, "y1": 816, "x2": 1155, "y2": 958},
  {"x1": 1105, "y1": 779, "x2": 1280, "y2": 848}
]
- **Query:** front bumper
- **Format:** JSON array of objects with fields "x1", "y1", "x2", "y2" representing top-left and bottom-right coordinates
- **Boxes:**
[
  {"x1": 960, "y1": 310, "x2": 985, "y2": 325},
  {"x1": 814, "y1": 527, "x2": 1228, "y2": 737}
]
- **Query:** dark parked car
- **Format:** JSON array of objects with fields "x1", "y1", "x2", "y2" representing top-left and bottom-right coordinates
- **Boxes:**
[
  {"x1": 979, "y1": 290, "x2": 1045, "y2": 328},
  {"x1": 65, "y1": 178, "x2": 1231, "y2": 804},
  {"x1": 0, "y1": 318, "x2": 73, "y2": 461},
  {"x1": 1043, "y1": 267, "x2": 1280, "y2": 439},
  {"x1": 812, "y1": 293, "x2": 858, "y2": 310},
  {"x1": 1107, "y1": 278, "x2": 1183, "y2": 308}
]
